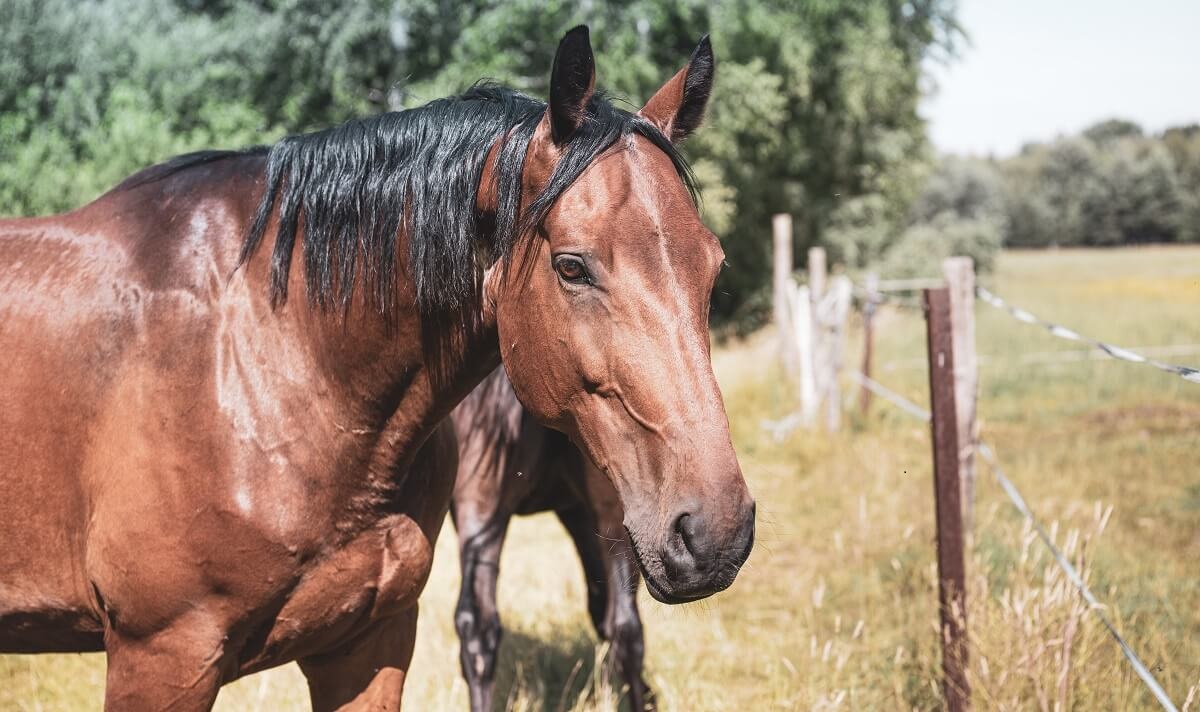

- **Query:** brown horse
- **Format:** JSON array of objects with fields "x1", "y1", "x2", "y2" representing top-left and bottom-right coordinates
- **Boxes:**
[
  {"x1": 451, "y1": 368, "x2": 651, "y2": 712},
  {"x1": 0, "y1": 26, "x2": 753, "y2": 711}
]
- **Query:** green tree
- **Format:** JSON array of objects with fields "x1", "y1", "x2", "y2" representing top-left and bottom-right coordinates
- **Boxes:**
[
  {"x1": 1162, "y1": 125, "x2": 1200, "y2": 243},
  {"x1": 0, "y1": 0, "x2": 398, "y2": 214},
  {"x1": 1, "y1": 0, "x2": 961, "y2": 327}
]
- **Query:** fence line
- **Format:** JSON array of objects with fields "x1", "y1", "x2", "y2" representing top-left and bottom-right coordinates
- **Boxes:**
[
  {"x1": 858, "y1": 280, "x2": 1200, "y2": 383},
  {"x1": 880, "y1": 343, "x2": 1200, "y2": 373},
  {"x1": 853, "y1": 284, "x2": 925, "y2": 311},
  {"x1": 847, "y1": 371, "x2": 931, "y2": 422},
  {"x1": 853, "y1": 367, "x2": 1180, "y2": 712},
  {"x1": 976, "y1": 287, "x2": 1200, "y2": 384},
  {"x1": 775, "y1": 241, "x2": 1184, "y2": 707},
  {"x1": 876, "y1": 277, "x2": 945, "y2": 291}
]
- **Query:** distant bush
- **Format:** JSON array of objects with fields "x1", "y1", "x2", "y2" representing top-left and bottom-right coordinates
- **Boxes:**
[
  {"x1": 824, "y1": 193, "x2": 896, "y2": 268},
  {"x1": 880, "y1": 212, "x2": 1004, "y2": 278},
  {"x1": 998, "y1": 120, "x2": 1196, "y2": 248},
  {"x1": 833, "y1": 119, "x2": 1200, "y2": 285},
  {"x1": 825, "y1": 156, "x2": 1006, "y2": 278}
]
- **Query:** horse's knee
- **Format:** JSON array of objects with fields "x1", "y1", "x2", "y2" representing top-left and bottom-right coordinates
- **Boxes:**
[{"x1": 375, "y1": 518, "x2": 436, "y2": 617}]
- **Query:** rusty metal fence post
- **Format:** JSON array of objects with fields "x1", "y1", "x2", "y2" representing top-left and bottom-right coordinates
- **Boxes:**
[{"x1": 924, "y1": 287, "x2": 971, "y2": 711}]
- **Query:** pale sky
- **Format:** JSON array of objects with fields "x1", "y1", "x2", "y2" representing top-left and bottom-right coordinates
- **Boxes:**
[{"x1": 921, "y1": 0, "x2": 1200, "y2": 157}]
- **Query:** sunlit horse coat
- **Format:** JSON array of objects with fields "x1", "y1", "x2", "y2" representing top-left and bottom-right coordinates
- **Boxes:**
[{"x1": 0, "y1": 27, "x2": 753, "y2": 711}]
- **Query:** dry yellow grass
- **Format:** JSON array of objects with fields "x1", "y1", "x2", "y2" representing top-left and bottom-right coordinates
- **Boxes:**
[{"x1": 2, "y1": 246, "x2": 1199, "y2": 710}]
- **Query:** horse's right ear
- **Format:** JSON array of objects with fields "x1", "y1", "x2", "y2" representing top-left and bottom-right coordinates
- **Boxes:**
[
  {"x1": 548, "y1": 25, "x2": 596, "y2": 145},
  {"x1": 638, "y1": 35, "x2": 715, "y2": 143}
]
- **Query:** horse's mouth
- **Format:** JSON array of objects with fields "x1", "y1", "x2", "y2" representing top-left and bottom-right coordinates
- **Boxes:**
[{"x1": 624, "y1": 526, "x2": 707, "y2": 605}]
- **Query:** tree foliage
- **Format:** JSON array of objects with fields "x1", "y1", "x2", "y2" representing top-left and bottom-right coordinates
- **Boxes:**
[
  {"x1": 1, "y1": 0, "x2": 960, "y2": 325},
  {"x1": 0, "y1": 0, "x2": 396, "y2": 213}
]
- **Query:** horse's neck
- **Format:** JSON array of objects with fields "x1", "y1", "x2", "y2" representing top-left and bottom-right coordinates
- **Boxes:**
[
  {"x1": 232, "y1": 190, "x2": 500, "y2": 449},
  {"x1": 256, "y1": 300, "x2": 497, "y2": 534},
  {"x1": 221, "y1": 158, "x2": 503, "y2": 507},
  {"x1": 315, "y1": 305, "x2": 501, "y2": 480}
]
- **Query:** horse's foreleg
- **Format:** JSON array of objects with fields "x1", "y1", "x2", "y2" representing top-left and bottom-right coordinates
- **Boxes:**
[
  {"x1": 453, "y1": 516, "x2": 507, "y2": 712},
  {"x1": 298, "y1": 605, "x2": 419, "y2": 712},
  {"x1": 102, "y1": 617, "x2": 227, "y2": 712}
]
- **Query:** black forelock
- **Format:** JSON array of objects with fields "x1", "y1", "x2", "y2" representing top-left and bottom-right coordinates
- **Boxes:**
[{"x1": 231, "y1": 84, "x2": 698, "y2": 317}]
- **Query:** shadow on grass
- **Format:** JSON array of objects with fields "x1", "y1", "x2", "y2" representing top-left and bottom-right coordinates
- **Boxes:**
[{"x1": 489, "y1": 626, "x2": 631, "y2": 712}]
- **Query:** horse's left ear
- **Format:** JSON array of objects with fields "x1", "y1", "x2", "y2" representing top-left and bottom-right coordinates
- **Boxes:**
[
  {"x1": 548, "y1": 25, "x2": 596, "y2": 144},
  {"x1": 638, "y1": 35, "x2": 715, "y2": 143}
]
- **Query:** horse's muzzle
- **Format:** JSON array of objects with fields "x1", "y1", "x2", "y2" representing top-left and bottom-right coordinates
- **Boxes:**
[{"x1": 631, "y1": 496, "x2": 755, "y2": 604}]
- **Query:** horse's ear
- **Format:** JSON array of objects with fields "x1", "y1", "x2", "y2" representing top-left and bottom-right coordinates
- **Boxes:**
[
  {"x1": 638, "y1": 35, "x2": 715, "y2": 143},
  {"x1": 548, "y1": 25, "x2": 596, "y2": 145}
]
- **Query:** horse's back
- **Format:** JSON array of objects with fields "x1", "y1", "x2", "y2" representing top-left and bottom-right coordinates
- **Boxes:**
[{"x1": 0, "y1": 159, "x2": 259, "y2": 651}]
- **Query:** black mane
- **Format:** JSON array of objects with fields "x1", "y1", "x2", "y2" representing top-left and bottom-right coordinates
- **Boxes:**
[{"x1": 232, "y1": 84, "x2": 697, "y2": 316}]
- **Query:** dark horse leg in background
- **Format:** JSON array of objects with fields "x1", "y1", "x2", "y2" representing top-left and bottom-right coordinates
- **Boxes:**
[
  {"x1": 450, "y1": 371, "x2": 653, "y2": 711},
  {"x1": 450, "y1": 372, "x2": 525, "y2": 712},
  {"x1": 453, "y1": 512, "x2": 508, "y2": 712},
  {"x1": 556, "y1": 463, "x2": 653, "y2": 712}
]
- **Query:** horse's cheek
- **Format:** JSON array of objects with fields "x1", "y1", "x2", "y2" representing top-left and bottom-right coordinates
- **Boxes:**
[{"x1": 497, "y1": 288, "x2": 574, "y2": 425}]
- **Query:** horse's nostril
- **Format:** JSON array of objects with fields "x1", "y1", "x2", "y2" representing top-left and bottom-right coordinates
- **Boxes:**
[{"x1": 673, "y1": 511, "x2": 698, "y2": 556}]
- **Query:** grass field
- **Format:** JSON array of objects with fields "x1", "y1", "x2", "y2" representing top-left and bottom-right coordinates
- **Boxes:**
[{"x1": 3, "y1": 246, "x2": 1199, "y2": 710}]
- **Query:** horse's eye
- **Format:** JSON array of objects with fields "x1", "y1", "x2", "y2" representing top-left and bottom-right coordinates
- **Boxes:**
[{"x1": 553, "y1": 255, "x2": 589, "y2": 284}]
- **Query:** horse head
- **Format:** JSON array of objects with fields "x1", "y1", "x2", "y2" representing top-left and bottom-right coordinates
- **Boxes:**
[{"x1": 489, "y1": 28, "x2": 754, "y2": 603}]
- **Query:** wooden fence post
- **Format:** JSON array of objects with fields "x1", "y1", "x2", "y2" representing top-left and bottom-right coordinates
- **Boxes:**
[
  {"x1": 807, "y1": 246, "x2": 827, "y2": 305},
  {"x1": 943, "y1": 257, "x2": 978, "y2": 532},
  {"x1": 859, "y1": 272, "x2": 880, "y2": 416},
  {"x1": 788, "y1": 282, "x2": 819, "y2": 427},
  {"x1": 819, "y1": 276, "x2": 852, "y2": 431},
  {"x1": 807, "y1": 247, "x2": 828, "y2": 427},
  {"x1": 772, "y1": 215, "x2": 798, "y2": 379},
  {"x1": 924, "y1": 287, "x2": 971, "y2": 711}
]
